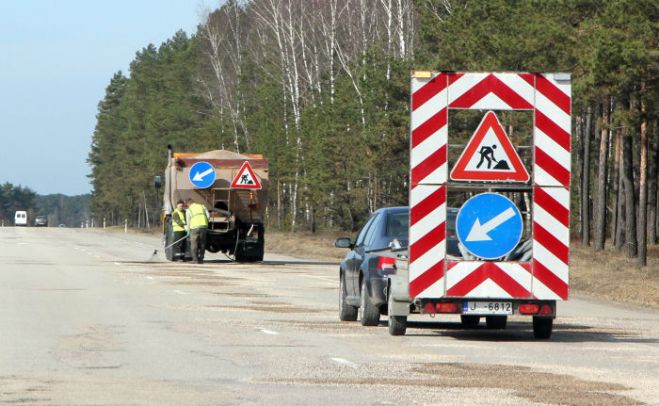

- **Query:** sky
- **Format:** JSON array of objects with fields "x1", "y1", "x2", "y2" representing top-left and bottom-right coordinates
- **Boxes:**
[{"x1": 0, "y1": 1, "x2": 212, "y2": 196}]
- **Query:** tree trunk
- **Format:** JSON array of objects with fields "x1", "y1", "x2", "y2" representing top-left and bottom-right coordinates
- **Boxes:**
[
  {"x1": 593, "y1": 100, "x2": 610, "y2": 251},
  {"x1": 615, "y1": 162, "x2": 625, "y2": 252},
  {"x1": 581, "y1": 106, "x2": 592, "y2": 245},
  {"x1": 610, "y1": 127, "x2": 622, "y2": 244},
  {"x1": 637, "y1": 88, "x2": 648, "y2": 266},
  {"x1": 648, "y1": 119, "x2": 658, "y2": 245},
  {"x1": 622, "y1": 132, "x2": 637, "y2": 258}
]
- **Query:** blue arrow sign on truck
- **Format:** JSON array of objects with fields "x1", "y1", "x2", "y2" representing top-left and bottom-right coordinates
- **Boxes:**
[
  {"x1": 188, "y1": 161, "x2": 216, "y2": 188},
  {"x1": 456, "y1": 192, "x2": 523, "y2": 260}
]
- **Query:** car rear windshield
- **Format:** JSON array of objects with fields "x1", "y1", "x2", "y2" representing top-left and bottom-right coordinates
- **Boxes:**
[{"x1": 385, "y1": 212, "x2": 409, "y2": 239}]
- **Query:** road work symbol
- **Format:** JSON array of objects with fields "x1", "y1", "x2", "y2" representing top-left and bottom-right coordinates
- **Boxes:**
[
  {"x1": 231, "y1": 161, "x2": 262, "y2": 190},
  {"x1": 456, "y1": 193, "x2": 523, "y2": 260},
  {"x1": 189, "y1": 161, "x2": 216, "y2": 189},
  {"x1": 450, "y1": 111, "x2": 529, "y2": 182}
]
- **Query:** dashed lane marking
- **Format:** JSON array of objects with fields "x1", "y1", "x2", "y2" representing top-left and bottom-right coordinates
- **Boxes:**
[
  {"x1": 330, "y1": 357, "x2": 358, "y2": 369},
  {"x1": 259, "y1": 328, "x2": 280, "y2": 335}
]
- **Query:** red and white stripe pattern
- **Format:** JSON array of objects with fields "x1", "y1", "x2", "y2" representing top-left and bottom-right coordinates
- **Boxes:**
[
  {"x1": 531, "y1": 74, "x2": 571, "y2": 300},
  {"x1": 409, "y1": 72, "x2": 571, "y2": 301},
  {"x1": 446, "y1": 262, "x2": 532, "y2": 298}
]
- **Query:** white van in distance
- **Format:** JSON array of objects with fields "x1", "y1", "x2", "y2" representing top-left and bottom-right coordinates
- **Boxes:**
[{"x1": 14, "y1": 211, "x2": 28, "y2": 226}]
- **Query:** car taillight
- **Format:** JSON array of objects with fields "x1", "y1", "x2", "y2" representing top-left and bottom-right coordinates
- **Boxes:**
[
  {"x1": 377, "y1": 257, "x2": 396, "y2": 275},
  {"x1": 519, "y1": 304, "x2": 539, "y2": 315}
]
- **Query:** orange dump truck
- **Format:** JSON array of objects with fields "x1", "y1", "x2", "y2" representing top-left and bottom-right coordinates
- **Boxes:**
[{"x1": 156, "y1": 147, "x2": 268, "y2": 262}]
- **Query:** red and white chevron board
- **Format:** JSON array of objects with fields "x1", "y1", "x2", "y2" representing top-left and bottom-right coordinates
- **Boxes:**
[{"x1": 409, "y1": 72, "x2": 571, "y2": 300}]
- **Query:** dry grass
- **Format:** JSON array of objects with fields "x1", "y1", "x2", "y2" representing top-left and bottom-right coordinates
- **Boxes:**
[
  {"x1": 570, "y1": 242, "x2": 659, "y2": 309},
  {"x1": 266, "y1": 231, "x2": 659, "y2": 310},
  {"x1": 266, "y1": 230, "x2": 347, "y2": 260}
]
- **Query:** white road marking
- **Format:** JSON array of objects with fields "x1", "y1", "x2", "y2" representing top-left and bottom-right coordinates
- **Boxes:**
[
  {"x1": 300, "y1": 274, "x2": 335, "y2": 282},
  {"x1": 113, "y1": 262, "x2": 122, "y2": 266},
  {"x1": 146, "y1": 276, "x2": 154, "y2": 280},
  {"x1": 330, "y1": 357, "x2": 358, "y2": 369},
  {"x1": 173, "y1": 290, "x2": 189, "y2": 295},
  {"x1": 259, "y1": 328, "x2": 280, "y2": 335},
  {"x1": 16, "y1": 242, "x2": 29, "y2": 246}
]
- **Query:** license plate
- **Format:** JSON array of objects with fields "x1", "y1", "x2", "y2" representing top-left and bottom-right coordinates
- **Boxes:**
[{"x1": 463, "y1": 301, "x2": 512, "y2": 315}]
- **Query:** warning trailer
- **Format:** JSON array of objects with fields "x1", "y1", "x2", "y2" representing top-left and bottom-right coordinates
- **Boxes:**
[{"x1": 386, "y1": 71, "x2": 571, "y2": 339}]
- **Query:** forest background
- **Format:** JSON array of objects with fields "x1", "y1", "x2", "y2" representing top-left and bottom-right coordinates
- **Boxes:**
[{"x1": 68, "y1": 0, "x2": 658, "y2": 265}]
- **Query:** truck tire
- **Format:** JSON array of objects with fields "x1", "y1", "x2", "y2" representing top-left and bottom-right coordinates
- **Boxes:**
[
  {"x1": 359, "y1": 278, "x2": 380, "y2": 326},
  {"x1": 339, "y1": 273, "x2": 357, "y2": 321},
  {"x1": 164, "y1": 218, "x2": 175, "y2": 262},
  {"x1": 486, "y1": 315, "x2": 507, "y2": 329},
  {"x1": 461, "y1": 315, "x2": 480, "y2": 328},
  {"x1": 533, "y1": 317, "x2": 553, "y2": 339},
  {"x1": 387, "y1": 288, "x2": 407, "y2": 336}
]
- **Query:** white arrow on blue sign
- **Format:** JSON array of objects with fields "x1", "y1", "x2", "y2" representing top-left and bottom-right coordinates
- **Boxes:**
[
  {"x1": 456, "y1": 193, "x2": 523, "y2": 260},
  {"x1": 188, "y1": 161, "x2": 216, "y2": 189}
]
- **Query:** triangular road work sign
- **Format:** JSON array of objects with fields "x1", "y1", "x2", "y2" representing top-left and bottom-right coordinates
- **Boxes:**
[
  {"x1": 231, "y1": 161, "x2": 262, "y2": 189},
  {"x1": 450, "y1": 111, "x2": 530, "y2": 182}
]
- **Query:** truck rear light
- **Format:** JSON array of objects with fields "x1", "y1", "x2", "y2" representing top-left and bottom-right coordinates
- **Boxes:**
[
  {"x1": 539, "y1": 304, "x2": 553, "y2": 315},
  {"x1": 436, "y1": 302, "x2": 459, "y2": 313},
  {"x1": 519, "y1": 304, "x2": 539, "y2": 315},
  {"x1": 377, "y1": 257, "x2": 397, "y2": 275},
  {"x1": 422, "y1": 302, "x2": 436, "y2": 314}
]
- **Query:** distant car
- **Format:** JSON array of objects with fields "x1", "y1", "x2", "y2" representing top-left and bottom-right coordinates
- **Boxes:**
[
  {"x1": 335, "y1": 206, "x2": 461, "y2": 326},
  {"x1": 34, "y1": 216, "x2": 48, "y2": 227},
  {"x1": 14, "y1": 211, "x2": 28, "y2": 226}
]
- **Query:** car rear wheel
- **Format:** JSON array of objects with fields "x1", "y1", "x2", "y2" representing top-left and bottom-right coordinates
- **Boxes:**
[
  {"x1": 359, "y1": 278, "x2": 380, "y2": 326},
  {"x1": 339, "y1": 273, "x2": 357, "y2": 321},
  {"x1": 461, "y1": 315, "x2": 480, "y2": 328},
  {"x1": 387, "y1": 289, "x2": 407, "y2": 336},
  {"x1": 533, "y1": 317, "x2": 553, "y2": 339},
  {"x1": 485, "y1": 315, "x2": 507, "y2": 329}
]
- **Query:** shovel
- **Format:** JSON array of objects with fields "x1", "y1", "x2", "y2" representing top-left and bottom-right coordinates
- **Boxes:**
[{"x1": 147, "y1": 233, "x2": 189, "y2": 261}]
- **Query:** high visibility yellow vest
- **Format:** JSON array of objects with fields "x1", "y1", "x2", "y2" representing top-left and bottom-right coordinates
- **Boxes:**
[
  {"x1": 172, "y1": 208, "x2": 186, "y2": 232},
  {"x1": 188, "y1": 203, "x2": 208, "y2": 229}
]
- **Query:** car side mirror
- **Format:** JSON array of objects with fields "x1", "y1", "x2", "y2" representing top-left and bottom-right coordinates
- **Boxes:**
[
  {"x1": 154, "y1": 176, "x2": 162, "y2": 189},
  {"x1": 334, "y1": 237, "x2": 353, "y2": 249}
]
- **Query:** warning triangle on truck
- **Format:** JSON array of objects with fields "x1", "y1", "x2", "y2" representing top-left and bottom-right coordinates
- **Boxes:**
[
  {"x1": 231, "y1": 161, "x2": 262, "y2": 189},
  {"x1": 450, "y1": 111, "x2": 530, "y2": 182}
]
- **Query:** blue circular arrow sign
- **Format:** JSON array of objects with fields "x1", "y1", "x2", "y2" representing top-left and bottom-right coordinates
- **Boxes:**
[
  {"x1": 456, "y1": 193, "x2": 523, "y2": 260},
  {"x1": 188, "y1": 161, "x2": 216, "y2": 189}
]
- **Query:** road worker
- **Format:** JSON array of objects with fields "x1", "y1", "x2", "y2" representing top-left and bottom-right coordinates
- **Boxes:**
[
  {"x1": 171, "y1": 200, "x2": 187, "y2": 260},
  {"x1": 185, "y1": 198, "x2": 209, "y2": 264}
]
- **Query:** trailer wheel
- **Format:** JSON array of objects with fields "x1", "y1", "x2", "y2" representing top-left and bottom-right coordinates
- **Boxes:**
[
  {"x1": 164, "y1": 218, "x2": 175, "y2": 262},
  {"x1": 533, "y1": 317, "x2": 553, "y2": 339},
  {"x1": 339, "y1": 273, "x2": 357, "y2": 321},
  {"x1": 461, "y1": 315, "x2": 480, "y2": 328},
  {"x1": 486, "y1": 315, "x2": 507, "y2": 329},
  {"x1": 387, "y1": 289, "x2": 407, "y2": 336},
  {"x1": 359, "y1": 278, "x2": 380, "y2": 326}
]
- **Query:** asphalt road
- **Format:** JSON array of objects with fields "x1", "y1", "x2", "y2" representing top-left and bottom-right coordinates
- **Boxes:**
[{"x1": 1, "y1": 227, "x2": 658, "y2": 405}]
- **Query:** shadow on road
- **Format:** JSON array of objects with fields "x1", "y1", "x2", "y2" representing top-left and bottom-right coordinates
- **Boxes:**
[
  {"x1": 402, "y1": 321, "x2": 659, "y2": 344},
  {"x1": 111, "y1": 259, "x2": 338, "y2": 267}
]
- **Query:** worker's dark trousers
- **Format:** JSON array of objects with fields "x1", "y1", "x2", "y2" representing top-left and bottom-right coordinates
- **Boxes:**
[
  {"x1": 173, "y1": 231, "x2": 187, "y2": 259},
  {"x1": 190, "y1": 228, "x2": 207, "y2": 263}
]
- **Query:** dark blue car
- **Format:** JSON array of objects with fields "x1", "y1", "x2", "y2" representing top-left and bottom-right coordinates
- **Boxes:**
[
  {"x1": 335, "y1": 207, "x2": 408, "y2": 325},
  {"x1": 335, "y1": 206, "x2": 461, "y2": 326}
]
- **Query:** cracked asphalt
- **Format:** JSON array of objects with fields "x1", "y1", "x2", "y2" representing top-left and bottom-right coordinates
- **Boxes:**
[{"x1": 1, "y1": 227, "x2": 657, "y2": 405}]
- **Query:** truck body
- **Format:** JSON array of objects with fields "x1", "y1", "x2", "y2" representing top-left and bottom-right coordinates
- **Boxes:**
[
  {"x1": 386, "y1": 71, "x2": 572, "y2": 339},
  {"x1": 159, "y1": 148, "x2": 268, "y2": 262}
]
